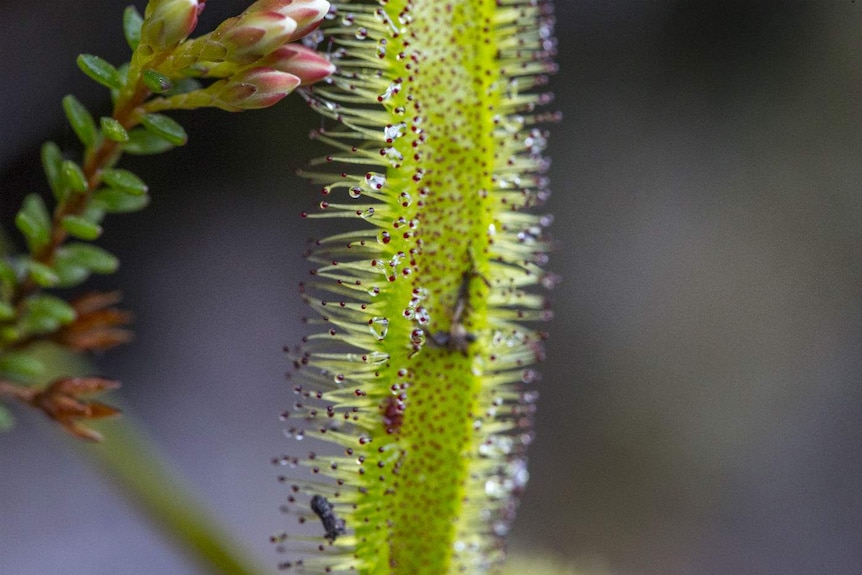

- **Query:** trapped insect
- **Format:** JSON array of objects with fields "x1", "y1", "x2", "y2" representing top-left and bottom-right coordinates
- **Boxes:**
[
  {"x1": 310, "y1": 494, "x2": 346, "y2": 542},
  {"x1": 428, "y1": 262, "x2": 489, "y2": 354}
]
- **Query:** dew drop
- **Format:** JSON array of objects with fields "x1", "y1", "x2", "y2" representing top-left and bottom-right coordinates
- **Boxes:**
[
  {"x1": 384, "y1": 147, "x2": 404, "y2": 164},
  {"x1": 369, "y1": 317, "x2": 389, "y2": 340},
  {"x1": 383, "y1": 122, "x2": 406, "y2": 141},
  {"x1": 361, "y1": 207, "x2": 375, "y2": 219},
  {"x1": 365, "y1": 172, "x2": 386, "y2": 190},
  {"x1": 348, "y1": 186, "x2": 363, "y2": 198},
  {"x1": 378, "y1": 82, "x2": 399, "y2": 102}
]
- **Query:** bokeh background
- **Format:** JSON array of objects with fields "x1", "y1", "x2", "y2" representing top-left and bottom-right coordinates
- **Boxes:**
[{"x1": 2, "y1": 1, "x2": 861, "y2": 574}]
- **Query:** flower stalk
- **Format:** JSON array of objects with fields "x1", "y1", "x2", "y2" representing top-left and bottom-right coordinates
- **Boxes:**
[{"x1": 280, "y1": 0, "x2": 557, "y2": 572}]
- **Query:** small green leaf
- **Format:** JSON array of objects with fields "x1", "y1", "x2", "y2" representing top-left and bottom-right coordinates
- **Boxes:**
[
  {"x1": 61, "y1": 215, "x2": 103, "y2": 240},
  {"x1": 166, "y1": 77, "x2": 203, "y2": 96},
  {"x1": 101, "y1": 168, "x2": 148, "y2": 195},
  {"x1": 0, "y1": 301, "x2": 15, "y2": 321},
  {"x1": 41, "y1": 142, "x2": 67, "y2": 201},
  {"x1": 142, "y1": 69, "x2": 173, "y2": 94},
  {"x1": 100, "y1": 117, "x2": 129, "y2": 143},
  {"x1": 139, "y1": 113, "x2": 188, "y2": 146},
  {"x1": 0, "y1": 326, "x2": 20, "y2": 344},
  {"x1": 62, "y1": 160, "x2": 89, "y2": 194},
  {"x1": 26, "y1": 260, "x2": 60, "y2": 287},
  {"x1": 51, "y1": 256, "x2": 90, "y2": 287},
  {"x1": 123, "y1": 6, "x2": 144, "y2": 51},
  {"x1": 77, "y1": 54, "x2": 122, "y2": 90},
  {"x1": 123, "y1": 128, "x2": 175, "y2": 155},
  {"x1": 15, "y1": 194, "x2": 52, "y2": 252},
  {"x1": 0, "y1": 260, "x2": 17, "y2": 290},
  {"x1": 82, "y1": 205, "x2": 106, "y2": 225},
  {"x1": 25, "y1": 294, "x2": 77, "y2": 328},
  {"x1": 62, "y1": 94, "x2": 98, "y2": 148},
  {"x1": 0, "y1": 405, "x2": 15, "y2": 433},
  {"x1": 61, "y1": 243, "x2": 119, "y2": 274},
  {"x1": 92, "y1": 188, "x2": 150, "y2": 213},
  {"x1": 0, "y1": 352, "x2": 45, "y2": 382},
  {"x1": 111, "y1": 63, "x2": 130, "y2": 105}
]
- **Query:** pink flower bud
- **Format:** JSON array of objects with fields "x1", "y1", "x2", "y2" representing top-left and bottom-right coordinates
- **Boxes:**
[
  {"x1": 216, "y1": 11, "x2": 298, "y2": 64},
  {"x1": 141, "y1": 0, "x2": 203, "y2": 51},
  {"x1": 214, "y1": 67, "x2": 301, "y2": 110},
  {"x1": 245, "y1": 0, "x2": 330, "y2": 38},
  {"x1": 254, "y1": 44, "x2": 335, "y2": 85}
]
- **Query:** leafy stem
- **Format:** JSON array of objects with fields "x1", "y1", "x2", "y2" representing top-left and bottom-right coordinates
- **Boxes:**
[{"x1": 0, "y1": 0, "x2": 334, "y2": 440}]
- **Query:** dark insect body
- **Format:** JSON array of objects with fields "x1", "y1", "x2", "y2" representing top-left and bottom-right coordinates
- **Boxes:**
[
  {"x1": 428, "y1": 262, "x2": 488, "y2": 354},
  {"x1": 310, "y1": 494, "x2": 346, "y2": 542}
]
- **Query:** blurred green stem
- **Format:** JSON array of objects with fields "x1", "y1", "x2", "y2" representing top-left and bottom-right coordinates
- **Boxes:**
[{"x1": 84, "y1": 413, "x2": 269, "y2": 575}]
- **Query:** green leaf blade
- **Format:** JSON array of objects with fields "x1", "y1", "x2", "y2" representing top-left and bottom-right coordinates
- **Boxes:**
[
  {"x1": 41, "y1": 142, "x2": 67, "y2": 201},
  {"x1": 61, "y1": 215, "x2": 103, "y2": 240},
  {"x1": 139, "y1": 113, "x2": 188, "y2": 146},
  {"x1": 0, "y1": 404, "x2": 15, "y2": 433},
  {"x1": 15, "y1": 194, "x2": 52, "y2": 252},
  {"x1": 62, "y1": 94, "x2": 98, "y2": 148},
  {"x1": 122, "y1": 128, "x2": 175, "y2": 155},
  {"x1": 61, "y1": 243, "x2": 119, "y2": 275},
  {"x1": 22, "y1": 294, "x2": 78, "y2": 333},
  {"x1": 101, "y1": 169, "x2": 148, "y2": 196},
  {"x1": 123, "y1": 6, "x2": 144, "y2": 51},
  {"x1": 62, "y1": 160, "x2": 89, "y2": 194},
  {"x1": 92, "y1": 189, "x2": 150, "y2": 213},
  {"x1": 0, "y1": 352, "x2": 45, "y2": 382},
  {"x1": 77, "y1": 54, "x2": 123, "y2": 90},
  {"x1": 142, "y1": 69, "x2": 173, "y2": 94},
  {"x1": 25, "y1": 260, "x2": 60, "y2": 287},
  {"x1": 0, "y1": 301, "x2": 16, "y2": 321},
  {"x1": 101, "y1": 117, "x2": 130, "y2": 143}
]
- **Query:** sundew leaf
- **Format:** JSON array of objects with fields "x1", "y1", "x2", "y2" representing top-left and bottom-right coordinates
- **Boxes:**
[{"x1": 277, "y1": 1, "x2": 557, "y2": 574}]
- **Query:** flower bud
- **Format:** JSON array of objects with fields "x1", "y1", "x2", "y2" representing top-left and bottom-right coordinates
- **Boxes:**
[
  {"x1": 212, "y1": 67, "x2": 301, "y2": 111},
  {"x1": 245, "y1": 0, "x2": 330, "y2": 38},
  {"x1": 215, "y1": 11, "x2": 298, "y2": 64},
  {"x1": 141, "y1": 0, "x2": 204, "y2": 51},
  {"x1": 254, "y1": 44, "x2": 335, "y2": 85}
]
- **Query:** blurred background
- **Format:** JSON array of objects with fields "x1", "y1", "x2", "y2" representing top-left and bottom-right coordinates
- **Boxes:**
[{"x1": 2, "y1": 1, "x2": 861, "y2": 574}]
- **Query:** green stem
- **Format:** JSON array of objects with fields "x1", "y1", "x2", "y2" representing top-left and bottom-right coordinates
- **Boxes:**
[{"x1": 84, "y1": 414, "x2": 269, "y2": 575}]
